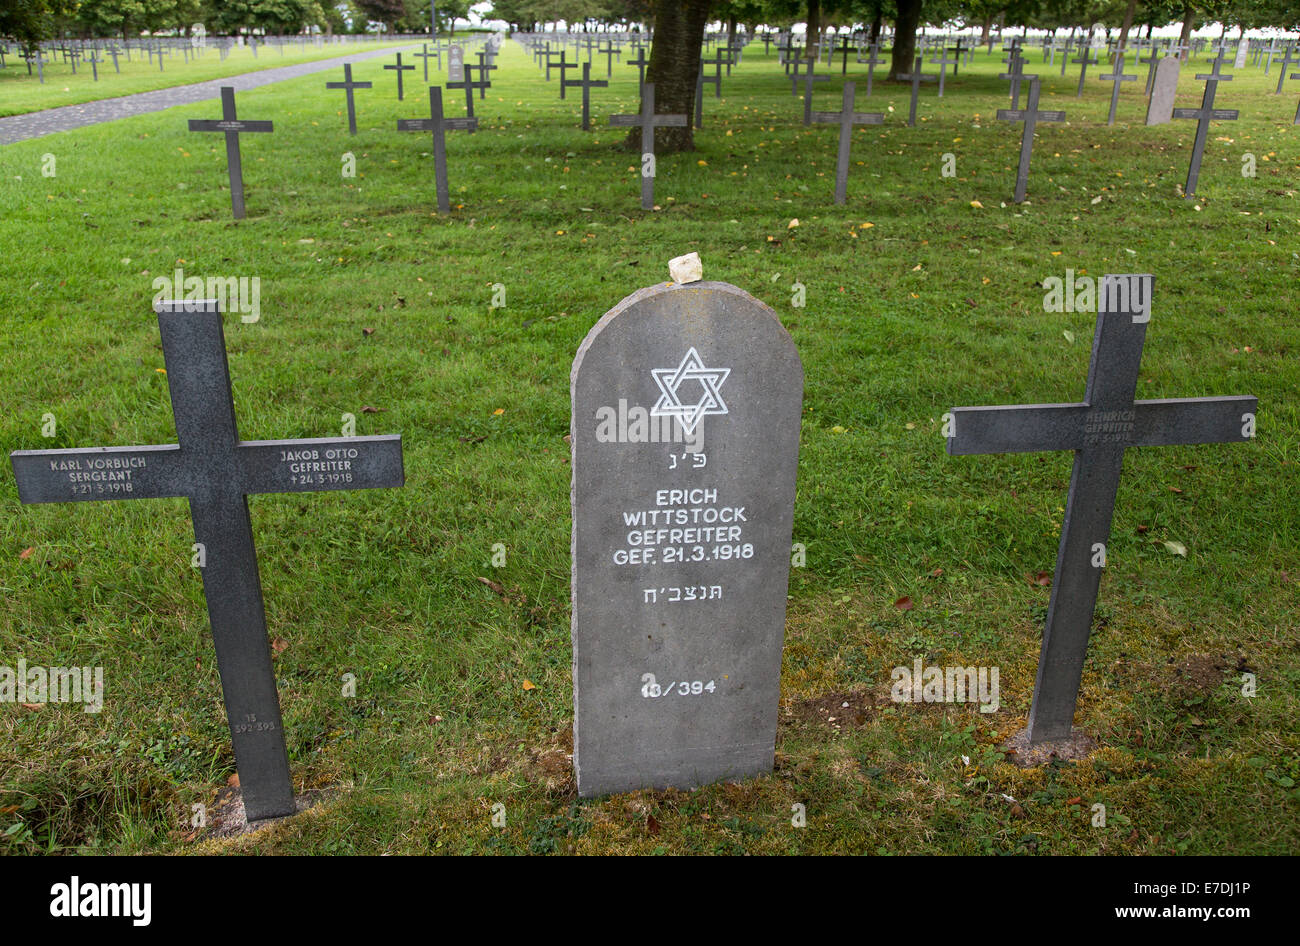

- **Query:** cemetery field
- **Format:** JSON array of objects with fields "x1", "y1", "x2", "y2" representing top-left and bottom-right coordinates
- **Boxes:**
[
  {"x1": 0, "y1": 40, "x2": 1297, "y2": 855},
  {"x1": 0, "y1": 38, "x2": 418, "y2": 117}
]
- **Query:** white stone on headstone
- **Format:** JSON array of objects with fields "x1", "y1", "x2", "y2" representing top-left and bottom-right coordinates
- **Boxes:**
[{"x1": 668, "y1": 252, "x2": 703, "y2": 284}]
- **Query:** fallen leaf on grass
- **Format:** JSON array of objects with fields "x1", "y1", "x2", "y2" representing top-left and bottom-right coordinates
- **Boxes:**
[
  {"x1": 521, "y1": 679, "x2": 536, "y2": 691},
  {"x1": 477, "y1": 576, "x2": 505, "y2": 597},
  {"x1": 18, "y1": 547, "x2": 34, "y2": 560},
  {"x1": 1162, "y1": 540, "x2": 1188, "y2": 557},
  {"x1": 893, "y1": 595, "x2": 914, "y2": 611},
  {"x1": 1030, "y1": 571, "x2": 1052, "y2": 587}
]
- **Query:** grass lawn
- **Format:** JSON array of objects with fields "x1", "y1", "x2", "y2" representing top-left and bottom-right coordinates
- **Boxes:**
[
  {"x1": 0, "y1": 36, "x2": 421, "y2": 117},
  {"x1": 0, "y1": 38, "x2": 1297, "y2": 855}
]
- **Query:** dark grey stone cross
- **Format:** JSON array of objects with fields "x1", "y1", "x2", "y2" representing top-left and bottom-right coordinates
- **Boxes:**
[
  {"x1": 384, "y1": 52, "x2": 414, "y2": 100},
  {"x1": 9, "y1": 301, "x2": 405, "y2": 821},
  {"x1": 799, "y1": 57, "x2": 831, "y2": 125},
  {"x1": 398, "y1": 85, "x2": 477, "y2": 213},
  {"x1": 187, "y1": 86, "x2": 273, "y2": 220},
  {"x1": 897, "y1": 55, "x2": 936, "y2": 127},
  {"x1": 997, "y1": 77, "x2": 1065, "y2": 203},
  {"x1": 947, "y1": 275, "x2": 1256, "y2": 745},
  {"x1": 702, "y1": 49, "x2": 727, "y2": 98},
  {"x1": 474, "y1": 50, "x2": 497, "y2": 98},
  {"x1": 564, "y1": 62, "x2": 608, "y2": 131},
  {"x1": 928, "y1": 47, "x2": 959, "y2": 97},
  {"x1": 1000, "y1": 40, "x2": 1029, "y2": 109},
  {"x1": 414, "y1": 43, "x2": 437, "y2": 81},
  {"x1": 326, "y1": 63, "x2": 372, "y2": 135},
  {"x1": 1273, "y1": 45, "x2": 1296, "y2": 94},
  {"x1": 446, "y1": 63, "x2": 489, "y2": 132},
  {"x1": 1073, "y1": 46, "x2": 1099, "y2": 96},
  {"x1": 1173, "y1": 61, "x2": 1238, "y2": 198},
  {"x1": 626, "y1": 47, "x2": 650, "y2": 86},
  {"x1": 1100, "y1": 50, "x2": 1138, "y2": 125},
  {"x1": 609, "y1": 83, "x2": 687, "y2": 210},
  {"x1": 811, "y1": 81, "x2": 883, "y2": 204},
  {"x1": 857, "y1": 43, "x2": 883, "y2": 96}
]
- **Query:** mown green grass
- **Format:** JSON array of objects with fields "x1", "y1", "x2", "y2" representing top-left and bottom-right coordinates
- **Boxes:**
[
  {"x1": 0, "y1": 39, "x2": 1296, "y2": 855},
  {"x1": 0, "y1": 37, "x2": 417, "y2": 117}
]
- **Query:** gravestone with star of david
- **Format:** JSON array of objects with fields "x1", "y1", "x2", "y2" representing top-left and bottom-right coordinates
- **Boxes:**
[{"x1": 570, "y1": 269, "x2": 803, "y2": 798}]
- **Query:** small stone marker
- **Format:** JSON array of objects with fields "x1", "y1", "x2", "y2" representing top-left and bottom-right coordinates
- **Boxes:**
[
  {"x1": 10, "y1": 300, "x2": 405, "y2": 821},
  {"x1": 702, "y1": 49, "x2": 727, "y2": 98},
  {"x1": 1100, "y1": 50, "x2": 1137, "y2": 125},
  {"x1": 1000, "y1": 40, "x2": 1029, "y2": 109},
  {"x1": 929, "y1": 46, "x2": 959, "y2": 97},
  {"x1": 997, "y1": 77, "x2": 1065, "y2": 203},
  {"x1": 608, "y1": 83, "x2": 687, "y2": 211},
  {"x1": 551, "y1": 51, "x2": 577, "y2": 97},
  {"x1": 564, "y1": 62, "x2": 607, "y2": 131},
  {"x1": 187, "y1": 86, "x2": 273, "y2": 220},
  {"x1": 626, "y1": 46, "x2": 650, "y2": 86},
  {"x1": 446, "y1": 63, "x2": 489, "y2": 132},
  {"x1": 415, "y1": 43, "x2": 435, "y2": 81},
  {"x1": 398, "y1": 86, "x2": 477, "y2": 213},
  {"x1": 1233, "y1": 40, "x2": 1248, "y2": 69},
  {"x1": 811, "y1": 81, "x2": 883, "y2": 204},
  {"x1": 571, "y1": 273, "x2": 803, "y2": 797},
  {"x1": 474, "y1": 50, "x2": 497, "y2": 98},
  {"x1": 1146, "y1": 56, "x2": 1180, "y2": 124},
  {"x1": 448, "y1": 44, "x2": 463, "y2": 82},
  {"x1": 326, "y1": 63, "x2": 372, "y2": 135},
  {"x1": 947, "y1": 275, "x2": 1256, "y2": 747},
  {"x1": 1274, "y1": 46, "x2": 1296, "y2": 94},
  {"x1": 897, "y1": 55, "x2": 936, "y2": 127},
  {"x1": 858, "y1": 43, "x2": 883, "y2": 96},
  {"x1": 1173, "y1": 58, "x2": 1238, "y2": 198},
  {"x1": 384, "y1": 52, "x2": 414, "y2": 100}
]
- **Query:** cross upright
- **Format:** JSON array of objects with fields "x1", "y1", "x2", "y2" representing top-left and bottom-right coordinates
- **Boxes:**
[
  {"x1": 86, "y1": 47, "x2": 101, "y2": 81},
  {"x1": 811, "y1": 81, "x2": 883, "y2": 204},
  {"x1": 834, "y1": 34, "x2": 855, "y2": 74},
  {"x1": 398, "y1": 86, "x2": 477, "y2": 213},
  {"x1": 799, "y1": 57, "x2": 831, "y2": 125},
  {"x1": 702, "y1": 49, "x2": 727, "y2": 98},
  {"x1": 474, "y1": 50, "x2": 497, "y2": 98},
  {"x1": 997, "y1": 77, "x2": 1065, "y2": 203},
  {"x1": 10, "y1": 300, "x2": 405, "y2": 821},
  {"x1": 414, "y1": 43, "x2": 436, "y2": 81},
  {"x1": 949, "y1": 39, "x2": 963, "y2": 76},
  {"x1": 626, "y1": 46, "x2": 650, "y2": 85},
  {"x1": 599, "y1": 38, "x2": 621, "y2": 77},
  {"x1": 1100, "y1": 50, "x2": 1138, "y2": 125},
  {"x1": 696, "y1": 58, "x2": 721, "y2": 121},
  {"x1": 187, "y1": 86, "x2": 273, "y2": 220},
  {"x1": 564, "y1": 61, "x2": 608, "y2": 131},
  {"x1": 326, "y1": 63, "x2": 372, "y2": 135},
  {"x1": 1262, "y1": 39, "x2": 1285, "y2": 75},
  {"x1": 857, "y1": 43, "x2": 883, "y2": 96},
  {"x1": 788, "y1": 55, "x2": 810, "y2": 95},
  {"x1": 1173, "y1": 63, "x2": 1238, "y2": 198},
  {"x1": 1000, "y1": 40, "x2": 1030, "y2": 108},
  {"x1": 929, "y1": 47, "x2": 959, "y2": 97},
  {"x1": 897, "y1": 55, "x2": 937, "y2": 127},
  {"x1": 947, "y1": 275, "x2": 1256, "y2": 745},
  {"x1": 1290, "y1": 69, "x2": 1300, "y2": 123},
  {"x1": 1274, "y1": 45, "x2": 1297, "y2": 94},
  {"x1": 384, "y1": 52, "x2": 415, "y2": 100},
  {"x1": 550, "y1": 50, "x2": 577, "y2": 94},
  {"x1": 447, "y1": 62, "x2": 489, "y2": 130},
  {"x1": 1072, "y1": 45, "x2": 1099, "y2": 96},
  {"x1": 608, "y1": 82, "x2": 687, "y2": 210}
]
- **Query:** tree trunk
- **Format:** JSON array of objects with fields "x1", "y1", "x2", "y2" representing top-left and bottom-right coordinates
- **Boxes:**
[
  {"x1": 631, "y1": 0, "x2": 711, "y2": 153},
  {"x1": 889, "y1": 0, "x2": 922, "y2": 80},
  {"x1": 804, "y1": 0, "x2": 820, "y2": 59},
  {"x1": 1117, "y1": 0, "x2": 1137, "y2": 51},
  {"x1": 870, "y1": 12, "x2": 882, "y2": 44},
  {"x1": 1178, "y1": 5, "x2": 1194, "y2": 60},
  {"x1": 979, "y1": 16, "x2": 991, "y2": 45}
]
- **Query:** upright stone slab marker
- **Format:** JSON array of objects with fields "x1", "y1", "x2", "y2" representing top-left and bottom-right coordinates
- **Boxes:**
[
  {"x1": 187, "y1": 86, "x2": 273, "y2": 220},
  {"x1": 10, "y1": 301, "x2": 406, "y2": 820},
  {"x1": 1145, "y1": 56, "x2": 1180, "y2": 125},
  {"x1": 571, "y1": 270, "x2": 803, "y2": 797},
  {"x1": 947, "y1": 276, "x2": 1256, "y2": 747}
]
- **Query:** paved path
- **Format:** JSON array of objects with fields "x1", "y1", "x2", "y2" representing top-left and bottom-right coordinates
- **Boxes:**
[{"x1": 0, "y1": 43, "x2": 417, "y2": 145}]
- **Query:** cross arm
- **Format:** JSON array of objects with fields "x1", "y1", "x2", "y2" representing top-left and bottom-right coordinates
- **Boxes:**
[
  {"x1": 946, "y1": 403, "x2": 1087, "y2": 455},
  {"x1": 188, "y1": 119, "x2": 274, "y2": 133},
  {"x1": 1129, "y1": 396, "x2": 1256, "y2": 447},
  {"x1": 10, "y1": 444, "x2": 185, "y2": 503},
  {"x1": 235, "y1": 435, "x2": 404, "y2": 495}
]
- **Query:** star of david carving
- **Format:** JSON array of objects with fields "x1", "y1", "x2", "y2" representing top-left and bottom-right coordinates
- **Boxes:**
[{"x1": 650, "y1": 347, "x2": 731, "y2": 435}]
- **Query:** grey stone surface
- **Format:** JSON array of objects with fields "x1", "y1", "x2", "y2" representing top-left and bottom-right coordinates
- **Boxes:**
[
  {"x1": 397, "y1": 85, "x2": 476, "y2": 213},
  {"x1": 947, "y1": 275, "x2": 1256, "y2": 744},
  {"x1": 1146, "y1": 56, "x2": 1181, "y2": 125},
  {"x1": 0, "y1": 43, "x2": 415, "y2": 145},
  {"x1": 571, "y1": 281, "x2": 802, "y2": 797},
  {"x1": 9, "y1": 300, "x2": 405, "y2": 821},
  {"x1": 187, "y1": 86, "x2": 272, "y2": 219}
]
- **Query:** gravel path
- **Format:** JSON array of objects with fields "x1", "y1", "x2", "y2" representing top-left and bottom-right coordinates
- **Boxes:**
[{"x1": 0, "y1": 43, "x2": 417, "y2": 145}]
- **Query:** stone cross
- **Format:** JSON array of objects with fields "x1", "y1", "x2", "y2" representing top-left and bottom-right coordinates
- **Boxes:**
[
  {"x1": 609, "y1": 83, "x2": 687, "y2": 210},
  {"x1": 86, "y1": 47, "x2": 101, "y2": 81},
  {"x1": 414, "y1": 43, "x2": 436, "y2": 81},
  {"x1": 811, "y1": 81, "x2": 883, "y2": 204},
  {"x1": 1274, "y1": 45, "x2": 1297, "y2": 94},
  {"x1": 702, "y1": 49, "x2": 727, "y2": 98},
  {"x1": 384, "y1": 52, "x2": 414, "y2": 100},
  {"x1": 571, "y1": 279, "x2": 802, "y2": 797},
  {"x1": 947, "y1": 275, "x2": 1256, "y2": 745},
  {"x1": 187, "y1": 86, "x2": 273, "y2": 220},
  {"x1": 1261, "y1": 39, "x2": 1285, "y2": 74},
  {"x1": 9, "y1": 300, "x2": 405, "y2": 821},
  {"x1": 446, "y1": 63, "x2": 489, "y2": 131},
  {"x1": 399, "y1": 86, "x2": 477, "y2": 213},
  {"x1": 326, "y1": 63, "x2": 372, "y2": 135},
  {"x1": 1073, "y1": 46, "x2": 1099, "y2": 96},
  {"x1": 929, "y1": 47, "x2": 959, "y2": 97},
  {"x1": 997, "y1": 77, "x2": 1065, "y2": 203},
  {"x1": 1100, "y1": 50, "x2": 1137, "y2": 125},
  {"x1": 626, "y1": 46, "x2": 650, "y2": 86},
  {"x1": 834, "y1": 34, "x2": 855, "y2": 74},
  {"x1": 1001, "y1": 40, "x2": 1029, "y2": 108},
  {"x1": 564, "y1": 62, "x2": 608, "y2": 131},
  {"x1": 1173, "y1": 65, "x2": 1238, "y2": 198},
  {"x1": 599, "y1": 38, "x2": 621, "y2": 77},
  {"x1": 897, "y1": 55, "x2": 936, "y2": 127},
  {"x1": 857, "y1": 43, "x2": 884, "y2": 97},
  {"x1": 799, "y1": 57, "x2": 830, "y2": 125},
  {"x1": 474, "y1": 50, "x2": 497, "y2": 98}
]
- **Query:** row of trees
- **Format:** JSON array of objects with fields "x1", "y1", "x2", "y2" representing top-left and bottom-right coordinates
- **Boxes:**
[{"x1": 0, "y1": 0, "x2": 475, "y2": 44}]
